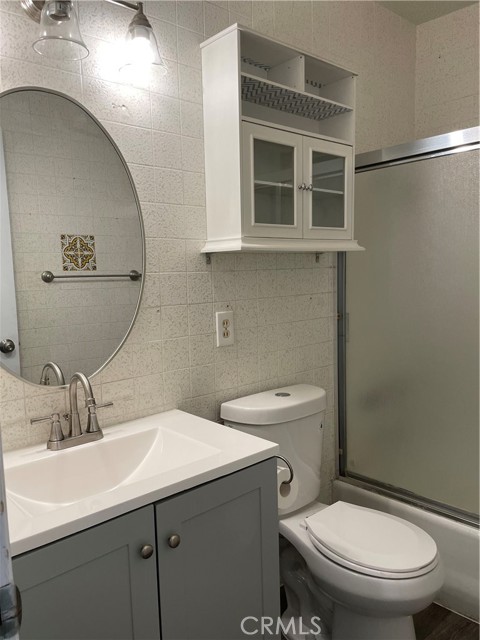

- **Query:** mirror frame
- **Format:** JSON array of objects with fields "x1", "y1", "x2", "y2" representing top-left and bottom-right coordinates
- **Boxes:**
[{"x1": 0, "y1": 86, "x2": 146, "y2": 388}]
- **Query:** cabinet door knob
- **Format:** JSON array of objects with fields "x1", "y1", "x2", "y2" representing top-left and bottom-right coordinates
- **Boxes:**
[
  {"x1": 298, "y1": 183, "x2": 306, "y2": 190},
  {"x1": 168, "y1": 534, "x2": 181, "y2": 549},
  {"x1": 140, "y1": 544, "x2": 154, "y2": 559}
]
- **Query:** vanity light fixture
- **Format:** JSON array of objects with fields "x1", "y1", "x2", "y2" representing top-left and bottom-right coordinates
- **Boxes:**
[{"x1": 21, "y1": 0, "x2": 166, "y2": 76}]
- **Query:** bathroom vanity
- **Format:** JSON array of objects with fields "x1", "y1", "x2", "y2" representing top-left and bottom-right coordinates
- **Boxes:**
[{"x1": 6, "y1": 410, "x2": 280, "y2": 640}]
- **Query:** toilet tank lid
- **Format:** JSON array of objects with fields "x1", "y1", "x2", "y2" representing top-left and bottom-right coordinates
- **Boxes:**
[{"x1": 221, "y1": 385, "x2": 326, "y2": 425}]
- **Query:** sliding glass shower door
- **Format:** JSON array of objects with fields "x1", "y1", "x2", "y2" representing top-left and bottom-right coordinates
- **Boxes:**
[{"x1": 342, "y1": 133, "x2": 479, "y2": 519}]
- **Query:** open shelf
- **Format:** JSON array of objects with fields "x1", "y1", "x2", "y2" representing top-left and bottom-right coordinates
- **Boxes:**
[
  {"x1": 241, "y1": 74, "x2": 353, "y2": 122},
  {"x1": 202, "y1": 237, "x2": 364, "y2": 253}
]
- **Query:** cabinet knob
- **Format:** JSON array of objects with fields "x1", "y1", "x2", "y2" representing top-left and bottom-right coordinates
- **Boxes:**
[
  {"x1": 298, "y1": 183, "x2": 307, "y2": 190},
  {"x1": 168, "y1": 534, "x2": 181, "y2": 549},
  {"x1": 140, "y1": 544, "x2": 154, "y2": 559}
]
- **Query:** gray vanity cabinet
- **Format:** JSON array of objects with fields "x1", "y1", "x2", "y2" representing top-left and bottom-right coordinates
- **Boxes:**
[
  {"x1": 156, "y1": 459, "x2": 280, "y2": 640},
  {"x1": 12, "y1": 506, "x2": 160, "y2": 640},
  {"x1": 12, "y1": 459, "x2": 279, "y2": 640}
]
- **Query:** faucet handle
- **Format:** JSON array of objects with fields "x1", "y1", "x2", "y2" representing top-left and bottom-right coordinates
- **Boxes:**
[
  {"x1": 31, "y1": 412, "x2": 65, "y2": 446},
  {"x1": 31, "y1": 413, "x2": 56, "y2": 424},
  {"x1": 96, "y1": 401, "x2": 114, "y2": 410},
  {"x1": 64, "y1": 402, "x2": 112, "y2": 418},
  {"x1": 85, "y1": 401, "x2": 113, "y2": 434}
]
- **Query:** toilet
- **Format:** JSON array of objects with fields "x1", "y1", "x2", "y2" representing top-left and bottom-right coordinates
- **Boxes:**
[{"x1": 221, "y1": 384, "x2": 443, "y2": 640}]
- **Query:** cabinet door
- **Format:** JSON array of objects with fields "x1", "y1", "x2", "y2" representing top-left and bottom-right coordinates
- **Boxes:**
[
  {"x1": 242, "y1": 122, "x2": 303, "y2": 238},
  {"x1": 156, "y1": 459, "x2": 280, "y2": 640},
  {"x1": 13, "y1": 507, "x2": 160, "y2": 640},
  {"x1": 302, "y1": 137, "x2": 353, "y2": 239}
]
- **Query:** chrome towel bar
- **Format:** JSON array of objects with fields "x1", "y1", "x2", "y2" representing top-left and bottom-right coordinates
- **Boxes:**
[{"x1": 41, "y1": 270, "x2": 142, "y2": 283}]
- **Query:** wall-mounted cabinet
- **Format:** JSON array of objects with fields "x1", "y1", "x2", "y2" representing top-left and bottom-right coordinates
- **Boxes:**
[
  {"x1": 201, "y1": 24, "x2": 363, "y2": 253},
  {"x1": 242, "y1": 122, "x2": 353, "y2": 241}
]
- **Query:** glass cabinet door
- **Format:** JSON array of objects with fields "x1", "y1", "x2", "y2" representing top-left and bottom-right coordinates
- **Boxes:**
[
  {"x1": 242, "y1": 122, "x2": 303, "y2": 238},
  {"x1": 303, "y1": 138, "x2": 353, "y2": 239}
]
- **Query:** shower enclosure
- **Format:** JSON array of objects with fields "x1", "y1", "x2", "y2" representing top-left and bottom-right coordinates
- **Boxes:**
[{"x1": 338, "y1": 128, "x2": 479, "y2": 525}]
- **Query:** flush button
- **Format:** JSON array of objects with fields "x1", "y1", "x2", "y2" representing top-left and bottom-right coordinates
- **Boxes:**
[{"x1": 275, "y1": 392, "x2": 291, "y2": 397}]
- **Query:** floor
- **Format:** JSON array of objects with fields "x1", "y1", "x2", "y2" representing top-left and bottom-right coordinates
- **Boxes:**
[
  {"x1": 413, "y1": 603, "x2": 479, "y2": 640},
  {"x1": 280, "y1": 586, "x2": 479, "y2": 639}
]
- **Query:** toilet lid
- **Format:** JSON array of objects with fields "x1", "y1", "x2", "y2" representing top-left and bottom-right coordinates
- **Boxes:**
[{"x1": 305, "y1": 502, "x2": 438, "y2": 576}]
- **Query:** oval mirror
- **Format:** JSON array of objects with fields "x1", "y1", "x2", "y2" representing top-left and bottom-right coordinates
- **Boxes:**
[{"x1": 0, "y1": 88, "x2": 144, "y2": 387}]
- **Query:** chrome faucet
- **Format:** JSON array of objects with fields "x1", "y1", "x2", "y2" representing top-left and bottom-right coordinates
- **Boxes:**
[
  {"x1": 68, "y1": 372, "x2": 101, "y2": 438},
  {"x1": 39, "y1": 361, "x2": 66, "y2": 386},
  {"x1": 31, "y1": 372, "x2": 113, "y2": 450}
]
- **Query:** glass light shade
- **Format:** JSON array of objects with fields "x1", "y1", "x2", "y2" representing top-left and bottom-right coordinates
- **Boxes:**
[
  {"x1": 119, "y1": 17, "x2": 167, "y2": 76},
  {"x1": 33, "y1": 0, "x2": 89, "y2": 61}
]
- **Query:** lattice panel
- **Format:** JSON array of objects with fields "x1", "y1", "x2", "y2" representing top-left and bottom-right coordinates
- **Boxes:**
[{"x1": 241, "y1": 76, "x2": 352, "y2": 121}]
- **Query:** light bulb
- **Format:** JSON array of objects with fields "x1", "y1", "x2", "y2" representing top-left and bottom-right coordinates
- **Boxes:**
[
  {"x1": 126, "y1": 33, "x2": 155, "y2": 66},
  {"x1": 119, "y1": 6, "x2": 166, "y2": 78}
]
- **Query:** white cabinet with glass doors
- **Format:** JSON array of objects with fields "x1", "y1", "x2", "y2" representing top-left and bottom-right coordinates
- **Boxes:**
[
  {"x1": 303, "y1": 135, "x2": 353, "y2": 240},
  {"x1": 242, "y1": 122, "x2": 353, "y2": 241},
  {"x1": 201, "y1": 23, "x2": 363, "y2": 253},
  {"x1": 242, "y1": 124, "x2": 302, "y2": 239}
]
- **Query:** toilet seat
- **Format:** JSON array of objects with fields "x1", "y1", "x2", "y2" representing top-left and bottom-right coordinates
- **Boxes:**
[{"x1": 305, "y1": 502, "x2": 438, "y2": 580}]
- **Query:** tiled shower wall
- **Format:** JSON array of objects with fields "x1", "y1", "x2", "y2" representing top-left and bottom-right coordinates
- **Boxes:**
[
  {"x1": 415, "y1": 3, "x2": 480, "y2": 139},
  {"x1": 0, "y1": 0, "x2": 418, "y2": 501},
  {"x1": 2, "y1": 90, "x2": 142, "y2": 383}
]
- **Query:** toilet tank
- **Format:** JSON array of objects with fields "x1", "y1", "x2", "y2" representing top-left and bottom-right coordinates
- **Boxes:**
[{"x1": 221, "y1": 385, "x2": 326, "y2": 514}]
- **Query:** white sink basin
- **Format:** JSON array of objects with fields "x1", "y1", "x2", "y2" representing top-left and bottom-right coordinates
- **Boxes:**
[
  {"x1": 4, "y1": 409, "x2": 279, "y2": 556},
  {"x1": 6, "y1": 425, "x2": 219, "y2": 506}
]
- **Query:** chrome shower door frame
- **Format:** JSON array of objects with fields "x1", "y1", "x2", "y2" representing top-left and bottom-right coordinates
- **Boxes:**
[{"x1": 337, "y1": 127, "x2": 480, "y2": 528}]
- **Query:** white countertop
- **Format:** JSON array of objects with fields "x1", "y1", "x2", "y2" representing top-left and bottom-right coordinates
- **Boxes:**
[{"x1": 4, "y1": 410, "x2": 278, "y2": 556}]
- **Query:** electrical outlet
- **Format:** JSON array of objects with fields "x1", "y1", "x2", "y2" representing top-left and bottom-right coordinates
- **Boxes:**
[{"x1": 216, "y1": 311, "x2": 234, "y2": 347}]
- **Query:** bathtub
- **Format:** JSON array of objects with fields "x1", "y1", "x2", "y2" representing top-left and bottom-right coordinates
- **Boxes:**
[{"x1": 333, "y1": 479, "x2": 479, "y2": 621}]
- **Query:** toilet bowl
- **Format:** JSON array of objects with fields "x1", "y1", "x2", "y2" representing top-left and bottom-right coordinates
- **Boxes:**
[
  {"x1": 221, "y1": 385, "x2": 444, "y2": 640},
  {"x1": 280, "y1": 502, "x2": 443, "y2": 639}
]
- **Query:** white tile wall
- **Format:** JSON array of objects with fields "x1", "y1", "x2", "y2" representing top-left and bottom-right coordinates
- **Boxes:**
[
  {"x1": 415, "y1": 4, "x2": 480, "y2": 139},
  {"x1": 0, "y1": 0, "x2": 420, "y2": 502}
]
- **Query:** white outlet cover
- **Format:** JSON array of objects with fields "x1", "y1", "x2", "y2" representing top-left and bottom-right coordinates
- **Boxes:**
[{"x1": 215, "y1": 311, "x2": 234, "y2": 347}]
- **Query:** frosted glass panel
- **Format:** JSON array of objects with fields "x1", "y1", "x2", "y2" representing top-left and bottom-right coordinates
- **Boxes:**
[
  {"x1": 346, "y1": 150, "x2": 479, "y2": 515},
  {"x1": 253, "y1": 139, "x2": 294, "y2": 225}
]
